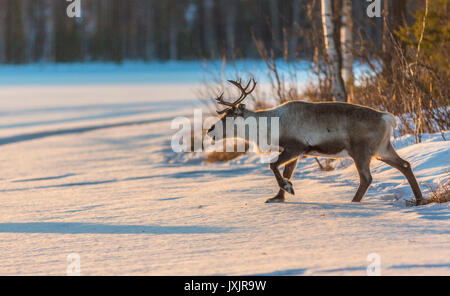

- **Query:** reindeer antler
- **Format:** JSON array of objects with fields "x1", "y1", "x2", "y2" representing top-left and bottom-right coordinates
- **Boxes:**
[{"x1": 215, "y1": 78, "x2": 257, "y2": 114}]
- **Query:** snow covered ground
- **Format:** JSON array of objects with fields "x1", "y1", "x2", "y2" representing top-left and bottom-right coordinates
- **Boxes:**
[{"x1": 0, "y1": 64, "x2": 448, "y2": 275}]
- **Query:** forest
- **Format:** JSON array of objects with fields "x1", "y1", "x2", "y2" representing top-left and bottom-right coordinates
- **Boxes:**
[
  {"x1": 0, "y1": 0, "x2": 425, "y2": 63},
  {"x1": 0, "y1": 0, "x2": 448, "y2": 139}
]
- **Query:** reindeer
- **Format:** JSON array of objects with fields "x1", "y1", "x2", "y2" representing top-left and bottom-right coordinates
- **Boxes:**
[{"x1": 207, "y1": 79, "x2": 425, "y2": 205}]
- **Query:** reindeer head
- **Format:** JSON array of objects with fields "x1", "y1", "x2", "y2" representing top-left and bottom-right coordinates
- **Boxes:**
[{"x1": 207, "y1": 78, "x2": 257, "y2": 141}]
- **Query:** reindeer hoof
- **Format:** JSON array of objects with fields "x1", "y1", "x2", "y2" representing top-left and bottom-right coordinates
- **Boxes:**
[
  {"x1": 266, "y1": 196, "x2": 285, "y2": 203},
  {"x1": 415, "y1": 198, "x2": 428, "y2": 206},
  {"x1": 281, "y1": 179, "x2": 295, "y2": 195}
]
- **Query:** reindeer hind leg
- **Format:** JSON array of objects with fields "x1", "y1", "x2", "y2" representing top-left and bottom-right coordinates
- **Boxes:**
[
  {"x1": 377, "y1": 143, "x2": 424, "y2": 204},
  {"x1": 351, "y1": 153, "x2": 373, "y2": 202}
]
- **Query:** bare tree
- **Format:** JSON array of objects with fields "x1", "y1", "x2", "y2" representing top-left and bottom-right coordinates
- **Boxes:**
[
  {"x1": 81, "y1": 0, "x2": 97, "y2": 61},
  {"x1": 0, "y1": 0, "x2": 6, "y2": 63},
  {"x1": 168, "y1": 11, "x2": 178, "y2": 60},
  {"x1": 340, "y1": 0, "x2": 353, "y2": 85},
  {"x1": 321, "y1": 0, "x2": 347, "y2": 102},
  {"x1": 382, "y1": 0, "x2": 408, "y2": 75},
  {"x1": 203, "y1": 0, "x2": 216, "y2": 57},
  {"x1": 144, "y1": 0, "x2": 156, "y2": 60},
  {"x1": 166, "y1": 1, "x2": 187, "y2": 60},
  {"x1": 269, "y1": 0, "x2": 280, "y2": 49},
  {"x1": 224, "y1": 0, "x2": 236, "y2": 58},
  {"x1": 288, "y1": 0, "x2": 303, "y2": 60},
  {"x1": 128, "y1": 0, "x2": 139, "y2": 60},
  {"x1": 21, "y1": 0, "x2": 37, "y2": 63},
  {"x1": 42, "y1": 0, "x2": 54, "y2": 62},
  {"x1": 340, "y1": 0, "x2": 353, "y2": 102}
]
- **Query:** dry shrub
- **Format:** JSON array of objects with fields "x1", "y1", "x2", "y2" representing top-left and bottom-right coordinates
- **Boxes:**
[
  {"x1": 185, "y1": 128, "x2": 249, "y2": 163},
  {"x1": 205, "y1": 139, "x2": 249, "y2": 163},
  {"x1": 352, "y1": 50, "x2": 449, "y2": 142},
  {"x1": 206, "y1": 150, "x2": 247, "y2": 163},
  {"x1": 352, "y1": 1, "x2": 449, "y2": 142},
  {"x1": 427, "y1": 178, "x2": 450, "y2": 204}
]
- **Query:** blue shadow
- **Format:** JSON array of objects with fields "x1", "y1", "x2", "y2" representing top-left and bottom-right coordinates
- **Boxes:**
[{"x1": 0, "y1": 222, "x2": 232, "y2": 235}]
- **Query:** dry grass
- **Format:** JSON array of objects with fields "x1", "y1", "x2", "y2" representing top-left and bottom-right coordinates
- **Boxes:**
[
  {"x1": 205, "y1": 140, "x2": 249, "y2": 163},
  {"x1": 313, "y1": 157, "x2": 335, "y2": 171},
  {"x1": 206, "y1": 150, "x2": 247, "y2": 163},
  {"x1": 427, "y1": 178, "x2": 450, "y2": 204},
  {"x1": 186, "y1": 128, "x2": 249, "y2": 163},
  {"x1": 413, "y1": 176, "x2": 450, "y2": 206}
]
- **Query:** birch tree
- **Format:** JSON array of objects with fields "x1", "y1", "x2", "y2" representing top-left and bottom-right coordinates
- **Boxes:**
[
  {"x1": 321, "y1": 0, "x2": 347, "y2": 102},
  {"x1": 340, "y1": 0, "x2": 353, "y2": 86}
]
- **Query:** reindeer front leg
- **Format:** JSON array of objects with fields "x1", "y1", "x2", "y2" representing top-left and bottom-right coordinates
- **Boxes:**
[
  {"x1": 267, "y1": 147, "x2": 301, "y2": 202},
  {"x1": 266, "y1": 158, "x2": 299, "y2": 203}
]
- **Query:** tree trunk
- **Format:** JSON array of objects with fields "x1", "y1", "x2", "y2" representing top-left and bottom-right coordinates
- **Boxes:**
[
  {"x1": 391, "y1": 0, "x2": 408, "y2": 32},
  {"x1": 168, "y1": 13, "x2": 178, "y2": 60},
  {"x1": 340, "y1": 0, "x2": 353, "y2": 100},
  {"x1": 0, "y1": 0, "x2": 6, "y2": 63},
  {"x1": 21, "y1": 0, "x2": 35, "y2": 63},
  {"x1": 81, "y1": 0, "x2": 96, "y2": 61},
  {"x1": 288, "y1": 0, "x2": 302, "y2": 60},
  {"x1": 42, "y1": 0, "x2": 54, "y2": 62},
  {"x1": 203, "y1": 0, "x2": 216, "y2": 57},
  {"x1": 127, "y1": 0, "x2": 139, "y2": 60},
  {"x1": 167, "y1": 2, "x2": 181, "y2": 61},
  {"x1": 391, "y1": 0, "x2": 407, "y2": 55},
  {"x1": 269, "y1": 0, "x2": 280, "y2": 50},
  {"x1": 144, "y1": 0, "x2": 156, "y2": 60},
  {"x1": 321, "y1": 0, "x2": 347, "y2": 102},
  {"x1": 382, "y1": 0, "x2": 408, "y2": 75},
  {"x1": 224, "y1": 0, "x2": 236, "y2": 58}
]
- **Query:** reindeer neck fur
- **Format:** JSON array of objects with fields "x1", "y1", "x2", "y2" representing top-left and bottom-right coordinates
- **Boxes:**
[
  {"x1": 235, "y1": 107, "x2": 285, "y2": 149},
  {"x1": 241, "y1": 106, "x2": 285, "y2": 120}
]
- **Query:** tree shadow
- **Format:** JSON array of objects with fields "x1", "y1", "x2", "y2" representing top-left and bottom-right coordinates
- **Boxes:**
[
  {"x1": 389, "y1": 263, "x2": 450, "y2": 270},
  {"x1": 12, "y1": 173, "x2": 77, "y2": 183},
  {"x1": 249, "y1": 267, "x2": 307, "y2": 276},
  {"x1": 0, "y1": 222, "x2": 232, "y2": 235},
  {"x1": 0, "y1": 116, "x2": 172, "y2": 147}
]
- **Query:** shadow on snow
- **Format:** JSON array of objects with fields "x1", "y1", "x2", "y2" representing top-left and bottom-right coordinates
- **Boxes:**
[{"x1": 0, "y1": 222, "x2": 232, "y2": 235}]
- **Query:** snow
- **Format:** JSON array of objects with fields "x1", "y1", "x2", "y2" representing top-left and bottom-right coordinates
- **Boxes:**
[{"x1": 0, "y1": 65, "x2": 448, "y2": 275}]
